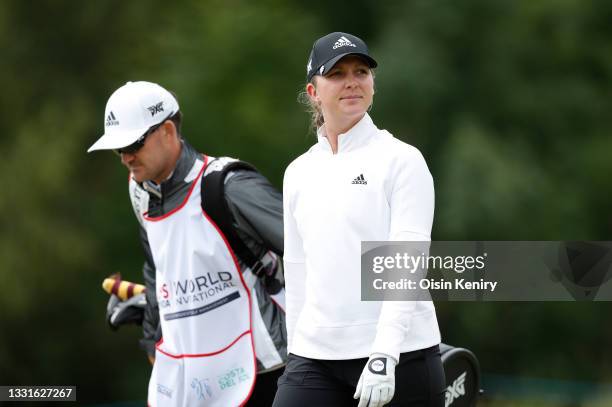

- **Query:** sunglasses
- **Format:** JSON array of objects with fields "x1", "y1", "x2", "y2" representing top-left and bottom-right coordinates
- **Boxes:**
[{"x1": 113, "y1": 116, "x2": 170, "y2": 156}]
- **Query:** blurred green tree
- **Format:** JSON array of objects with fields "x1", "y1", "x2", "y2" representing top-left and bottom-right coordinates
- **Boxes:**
[{"x1": 0, "y1": 0, "x2": 610, "y2": 403}]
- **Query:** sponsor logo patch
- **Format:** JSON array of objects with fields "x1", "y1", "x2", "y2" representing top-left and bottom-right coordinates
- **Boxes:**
[
  {"x1": 352, "y1": 174, "x2": 367, "y2": 185},
  {"x1": 218, "y1": 366, "x2": 250, "y2": 390},
  {"x1": 333, "y1": 35, "x2": 357, "y2": 50},
  {"x1": 157, "y1": 383, "x2": 173, "y2": 399},
  {"x1": 445, "y1": 371, "x2": 467, "y2": 406},
  {"x1": 368, "y1": 357, "x2": 387, "y2": 375},
  {"x1": 105, "y1": 111, "x2": 119, "y2": 127},
  {"x1": 191, "y1": 378, "x2": 213, "y2": 401},
  {"x1": 147, "y1": 101, "x2": 164, "y2": 116}
]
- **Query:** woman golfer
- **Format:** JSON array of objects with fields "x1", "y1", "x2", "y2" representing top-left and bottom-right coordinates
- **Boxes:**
[{"x1": 273, "y1": 32, "x2": 445, "y2": 407}]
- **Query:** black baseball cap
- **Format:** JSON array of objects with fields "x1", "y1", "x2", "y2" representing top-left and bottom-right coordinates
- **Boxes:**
[{"x1": 306, "y1": 32, "x2": 378, "y2": 82}]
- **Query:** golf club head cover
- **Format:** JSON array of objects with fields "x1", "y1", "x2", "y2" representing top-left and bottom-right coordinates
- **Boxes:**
[
  {"x1": 102, "y1": 275, "x2": 146, "y2": 300},
  {"x1": 354, "y1": 353, "x2": 397, "y2": 407}
]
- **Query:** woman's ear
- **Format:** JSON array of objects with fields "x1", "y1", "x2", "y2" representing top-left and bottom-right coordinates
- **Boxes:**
[{"x1": 306, "y1": 82, "x2": 318, "y2": 102}]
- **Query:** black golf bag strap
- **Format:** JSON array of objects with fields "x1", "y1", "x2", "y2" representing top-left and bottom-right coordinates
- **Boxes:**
[{"x1": 201, "y1": 158, "x2": 267, "y2": 277}]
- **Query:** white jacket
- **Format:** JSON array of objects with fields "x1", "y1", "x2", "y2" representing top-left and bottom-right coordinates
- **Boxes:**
[{"x1": 283, "y1": 113, "x2": 441, "y2": 362}]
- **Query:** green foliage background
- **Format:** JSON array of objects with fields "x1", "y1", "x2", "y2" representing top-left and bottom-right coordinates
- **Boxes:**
[{"x1": 1, "y1": 0, "x2": 611, "y2": 404}]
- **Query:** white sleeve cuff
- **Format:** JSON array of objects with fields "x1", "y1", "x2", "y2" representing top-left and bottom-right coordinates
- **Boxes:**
[{"x1": 370, "y1": 321, "x2": 408, "y2": 363}]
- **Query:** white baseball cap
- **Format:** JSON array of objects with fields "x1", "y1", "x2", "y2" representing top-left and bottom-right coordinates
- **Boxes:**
[{"x1": 87, "y1": 81, "x2": 179, "y2": 152}]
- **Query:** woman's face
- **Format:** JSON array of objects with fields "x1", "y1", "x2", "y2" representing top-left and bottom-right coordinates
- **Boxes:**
[{"x1": 307, "y1": 55, "x2": 374, "y2": 126}]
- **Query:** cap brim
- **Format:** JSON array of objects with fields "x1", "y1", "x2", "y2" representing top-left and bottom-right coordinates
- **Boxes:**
[
  {"x1": 320, "y1": 52, "x2": 378, "y2": 77},
  {"x1": 86, "y1": 129, "x2": 146, "y2": 153}
]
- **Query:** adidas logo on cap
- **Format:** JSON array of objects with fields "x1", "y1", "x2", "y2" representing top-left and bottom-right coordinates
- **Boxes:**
[
  {"x1": 105, "y1": 111, "x2": 119, "y2": 127},
  {"x1": 333, "y1": 36, "x2": 357, "y2": 50}
]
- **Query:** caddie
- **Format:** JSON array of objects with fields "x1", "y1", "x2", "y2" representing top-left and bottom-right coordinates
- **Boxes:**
[{"x1": 88, "y1": 81, "x2": 287, "y2": 407}]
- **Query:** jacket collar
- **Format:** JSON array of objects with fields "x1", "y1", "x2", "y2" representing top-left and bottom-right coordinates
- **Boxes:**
[{"x1": 316, "y1": 113, "x2": 377, "y2": 154}]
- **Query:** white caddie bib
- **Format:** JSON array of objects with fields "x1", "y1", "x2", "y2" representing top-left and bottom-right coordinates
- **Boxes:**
[{"x1": 144, "y1": 156, "x2": 256, "y2": 407}]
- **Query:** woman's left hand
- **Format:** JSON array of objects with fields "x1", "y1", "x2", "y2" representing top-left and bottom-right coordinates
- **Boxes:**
[{"x1": 353, "y1": 353, "x2": 397, "y2": 407}]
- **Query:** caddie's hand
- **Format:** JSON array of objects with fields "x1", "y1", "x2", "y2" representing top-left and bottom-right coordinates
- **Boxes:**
[
  {"x1": 353, "y1": 353, "x2": 397, "y2": 407},
  {"x1": 106, "y1": 293, "x2": 146, "y2": 330}
]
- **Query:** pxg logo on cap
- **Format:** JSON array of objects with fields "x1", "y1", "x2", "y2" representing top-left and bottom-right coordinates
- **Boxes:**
[{"x1": 306, "y1": 32, "x2": 377, "y2": 82}]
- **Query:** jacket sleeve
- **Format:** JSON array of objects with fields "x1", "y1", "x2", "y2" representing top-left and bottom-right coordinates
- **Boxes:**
[
  {"x1": 223, "y1": 169, "x2": 284, "y2": 257},
  {"x1": 370, "y1": 149, "x2": 435, "y2": 362},
  {"x1": 138, "y1": 225, "x2": 161, "y2": 358},
  {"x1": 282, "y1": 165, "x2": 307, "y2": 351}
]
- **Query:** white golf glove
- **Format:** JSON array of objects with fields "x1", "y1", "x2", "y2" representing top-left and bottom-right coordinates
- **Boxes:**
[{"x1": 353, "y1": 353, "x2": 397, "y2": 407}]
